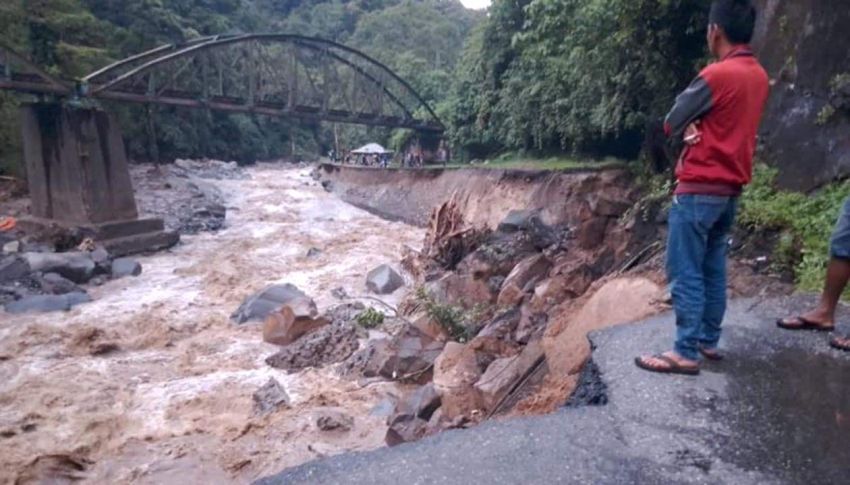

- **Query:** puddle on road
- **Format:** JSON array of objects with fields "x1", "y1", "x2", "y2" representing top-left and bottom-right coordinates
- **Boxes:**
[
  {"x1": 718, "y1": 347, "x2": 850, "y2": 482},
  {"x1": 0, "y1": 164, "x2": 425, "y2": 483}
]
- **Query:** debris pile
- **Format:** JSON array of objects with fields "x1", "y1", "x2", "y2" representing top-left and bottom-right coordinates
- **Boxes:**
[
  {"x1": 329, "y1": 181, "x2": 665, "y2": 446},
  {"x1": 131, "y1": 159, "x2": 234, "y2": 235}
]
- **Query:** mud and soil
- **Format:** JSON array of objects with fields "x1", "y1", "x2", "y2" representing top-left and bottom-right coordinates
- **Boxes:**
[
  {"x1": 0, "y1": 164, "x2": 424, "y2": 483},
  {"x1": 316, "y1": 164, "x2": 636, "y2": 229}
]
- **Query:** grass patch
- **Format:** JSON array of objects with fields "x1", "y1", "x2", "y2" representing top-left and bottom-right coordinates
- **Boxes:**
[
  {"x1": 355, "y1": 307, "x2": 385, "y2": 329},
  {"x1": 440, "y1": 152, "x2": 628, "y2": 171},
  {"x1": 739, "y1": 164, "x2": 850, "y2": 291}
]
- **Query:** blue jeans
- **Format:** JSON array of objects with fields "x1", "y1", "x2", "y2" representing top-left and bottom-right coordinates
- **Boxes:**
[{"x1": 667, "y1": 194, "x2": 738, "y2": 361}]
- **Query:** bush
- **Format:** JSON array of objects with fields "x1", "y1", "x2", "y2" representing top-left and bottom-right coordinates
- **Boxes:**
[
  {"x1": 415, "y1": 287, "x2": 485, "y2": 343},
  {"x1": 739, "y1": 164, "x2": 850, "y2": 291},
  {"x1": 355, "y1": 307, "x2": 385, "y2": 329}
]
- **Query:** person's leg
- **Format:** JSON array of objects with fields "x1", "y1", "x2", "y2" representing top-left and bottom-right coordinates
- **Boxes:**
[
  {"x1": 637, "y1": 195, "x2": 708, "y2": 371},
  {"x1": 698, "y1": 197, "x2": 737, "y2": 352},
  {"x1": 780, "y1": 197, "x2": 850, "y2": 329}
]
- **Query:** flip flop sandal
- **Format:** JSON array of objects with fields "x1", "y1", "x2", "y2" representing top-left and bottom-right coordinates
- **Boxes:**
[
  {"x1": 829, "y1": 336, "x2": 850, "y2": 352},
  {"x1": 776, "y1": 316, "x2": 835, "y2": 332},
  {"x1": 699, "y1": 347, "x2": 724, "y2": 361},
  {"x1": 635, "y1": 354, "x2": 700, "y2": 376}
]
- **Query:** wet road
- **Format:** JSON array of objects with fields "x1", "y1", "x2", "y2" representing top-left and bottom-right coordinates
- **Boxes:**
[{"x1": 258, "y1": 295, "x2": 850, "y2": 484}]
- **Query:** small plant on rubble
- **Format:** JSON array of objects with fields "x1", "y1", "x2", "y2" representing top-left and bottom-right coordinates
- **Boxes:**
[
  {"x1": 415, "y1": 287, "x2": 482, "y2": 343},
  {"x1": 355, "y1": 307, "x2": 385, "y2": 329}
]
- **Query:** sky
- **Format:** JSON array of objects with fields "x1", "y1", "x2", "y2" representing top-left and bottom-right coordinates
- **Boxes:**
[{"x1": 460, "y1": 0, "x2": 491, "y2": 10}]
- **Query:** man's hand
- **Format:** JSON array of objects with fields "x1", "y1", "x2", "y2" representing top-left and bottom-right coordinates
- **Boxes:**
[{"x1": 684, "y1": 121, "x2": 702, "y2": 145}]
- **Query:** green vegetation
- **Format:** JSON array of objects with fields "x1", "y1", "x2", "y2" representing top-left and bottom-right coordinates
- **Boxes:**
[
  {"x1": 442, "y1": 0, "x2": 709, "y2": 161},
  {"x1": 739, "y1": 165, "x2": 850, "y2": 291},
  {"x1": 415, "y1": 287, "x2": 485, "y2": 343},
  {"x1": 355, "y1": 307, "x2": 385, "y2": 329},
  {"x1": 442, "y1": 153, "x2": 627, "y2": 171}
]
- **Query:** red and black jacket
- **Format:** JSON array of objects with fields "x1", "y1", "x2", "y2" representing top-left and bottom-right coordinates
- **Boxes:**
[{"x1": 664, "y1": 46, "x2": 770, "y2": 195}]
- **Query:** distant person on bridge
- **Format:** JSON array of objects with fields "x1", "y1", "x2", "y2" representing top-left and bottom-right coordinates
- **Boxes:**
[{"x1": 636, "y1": 0, "x2": 769, "y2": 375}]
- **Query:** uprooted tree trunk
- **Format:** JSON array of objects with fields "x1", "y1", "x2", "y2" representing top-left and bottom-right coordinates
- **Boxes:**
[{"x1": 422, "y1": 192, "x2": 489, "y2": 271}]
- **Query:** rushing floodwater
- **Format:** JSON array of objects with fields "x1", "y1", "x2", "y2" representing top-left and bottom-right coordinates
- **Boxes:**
[{"x1": 0, "y1": 164, "x2": 424, "y2": 483}]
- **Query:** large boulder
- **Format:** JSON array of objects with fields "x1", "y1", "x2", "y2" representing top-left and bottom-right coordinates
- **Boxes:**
[
  {"x1": 468, "y1": 308, "x2": 522, "y2": 359},
  {"x1": 515, "y1": 305, "x2": 550, "y2": 344},
  {"x1": 750, "y1": 0, "x2": 850, "y2": 191},
  {"x1": 263, "y1": 300, "x2": 328, "y2": 346},
  {"x1": 389, "y1": 383, "x2": 442, "y2": 425},
  {"x1": 4, "y1": 292, "x2": 91, "y2": 314},
  {"x1": 265, "y1": 322, "x2": 359, "y2": 371},
  {"x1": 577, "y1": 217, "x2": 610, "y2": 250},
  {"x1": 474, "y1": 340, "x2": 545, "y2": 412},
  {"x1": 2, "y1": 240, "x2": 21, "y2": 253},
  {"x1": 21, "y1": 252, "x2": 95, "y2": 284},
  {"x1": 497, "y1": 210, "x2": 536, "y2": 233},
  {"x1": 411, "y1": 314, "x2": 450, "y2": 342},
  {"x1": 385, "y1": 417, "x2": 430, "y2": 447},
  {"x1": 346, "y1": 324, "x2": 444, "y2": 383},
  {"x1": 455, "y1": 231, "x2": 538, "y2": 280},
  {"x1": 38, "y1": 273, "x2": 83, "y2": 295},
  {"x1": 231, "y1": 283, "x2": 308, "y2": 324},
  {"x1": 253, "y1": 378, "x2": 290, "y2": 415},
  {"x1": 0, "y1": 255, "x2": 29, "y2": 283},
  {"x1": 316, "y1": 409, "x2": 354, "y2": 432},
  {"x1": 425, "y1": 273, "x2": 495, "y2": 309},
  {"x1": 544, "y1": 277, "x2": 662, "y2": 381},
  {"x1": 433, "y1": 342, "x2": 485, "y2": 420},
  {"x1": 111, "y1": 258, "x2": 142, "y2": 279},
  {"x1": 496, "y1": 254, "x2": 552, "y2": 307},
  {"x1": 366, "y1": 264, "x2": 405, "y2": 294}
]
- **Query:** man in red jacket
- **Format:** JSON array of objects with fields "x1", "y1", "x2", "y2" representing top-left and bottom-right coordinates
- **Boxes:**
[{"x1": 636, "y1": 0, "x2": 769, "y2": 375}]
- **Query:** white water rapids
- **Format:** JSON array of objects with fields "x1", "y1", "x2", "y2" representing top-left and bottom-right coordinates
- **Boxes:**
[{"x1": 0, "y1": 164, "x2": 424, "y2": 483}]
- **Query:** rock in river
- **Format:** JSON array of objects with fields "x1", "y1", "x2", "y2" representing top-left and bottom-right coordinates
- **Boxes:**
[
  {"x1": 366, "y1": 264, "x2": 404, "y2": 295},
  {"x1": 22, "y1": 252, "x2": 96, "y2": 284},
  {"x1": 253, "y1": 378, "x2": 290, "y2": 415},
  {"x1": 111, "y1": 258, "x2": 143, "y2": 279},
  {"x1": 231, "y1": 283, "x2": 309, "y2": 324},
  {"x1": 4, "y1": 292, "x2": 91, "y2": 314},
  {"x1": 263, "y1": 300, "x2": 328, "y2": 346}
]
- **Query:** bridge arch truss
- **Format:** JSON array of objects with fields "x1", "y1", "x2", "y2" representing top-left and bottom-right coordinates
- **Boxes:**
[{"x1": 1, "y1": 34, "x2": 444, "y2": 133}]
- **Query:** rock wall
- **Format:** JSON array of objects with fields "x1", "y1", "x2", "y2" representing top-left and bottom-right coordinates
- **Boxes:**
[
  {"x1": 752, "y1": 0, "x2": 850, "y2": 190},
  {"x1": 315, "y1": 164, "x2": 638, "y2": 230}
]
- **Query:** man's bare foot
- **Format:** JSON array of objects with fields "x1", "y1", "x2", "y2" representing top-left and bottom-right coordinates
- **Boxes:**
[
  {"x1": 635, "y1": 351, "x2": 700, "y2": 375},
  {"x1": 777, "y1": 312, "x2": 835, "y2": 331}
]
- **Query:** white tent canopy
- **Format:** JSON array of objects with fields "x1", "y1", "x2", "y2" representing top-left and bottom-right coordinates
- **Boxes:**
[{"x1": 350, "y1": 143, "x2": 393, "y2": 155}]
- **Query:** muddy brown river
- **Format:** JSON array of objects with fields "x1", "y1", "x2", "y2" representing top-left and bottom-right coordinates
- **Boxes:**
[{"x1": 0, "y1": 164, "x2": 424, "y2": 483}]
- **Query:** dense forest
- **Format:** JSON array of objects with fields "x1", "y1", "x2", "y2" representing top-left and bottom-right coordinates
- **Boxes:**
[
  {"x1": 443, "y1": 0, "x2": 710, "y2": 160},
  {"x1": 0, "y1": 0, "x2": 714, "y2": 174}
]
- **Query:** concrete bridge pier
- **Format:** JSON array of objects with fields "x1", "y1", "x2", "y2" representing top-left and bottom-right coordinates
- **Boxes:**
[{"x1": 19, "y1": 102, "x2": 178, "y2": 255}]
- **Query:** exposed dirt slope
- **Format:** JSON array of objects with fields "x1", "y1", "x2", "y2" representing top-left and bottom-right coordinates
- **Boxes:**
[{"x1": 317, "y1": 164, "x2": 638, "y2": 229}]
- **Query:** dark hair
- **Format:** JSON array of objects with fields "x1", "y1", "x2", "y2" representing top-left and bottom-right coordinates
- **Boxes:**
[{"x1": 710, "y1": 0, "x2": 757, "y2": 44}]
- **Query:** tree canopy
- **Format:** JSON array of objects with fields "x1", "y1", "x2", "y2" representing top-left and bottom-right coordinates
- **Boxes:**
[{"x1": 443, "y1": 0, "x2": 709, "y2": 160}]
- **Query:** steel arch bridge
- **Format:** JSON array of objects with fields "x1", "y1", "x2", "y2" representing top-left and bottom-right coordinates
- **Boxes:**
[{"x1": 0, "y1": 34, "x2": 444, "y2": 133}]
